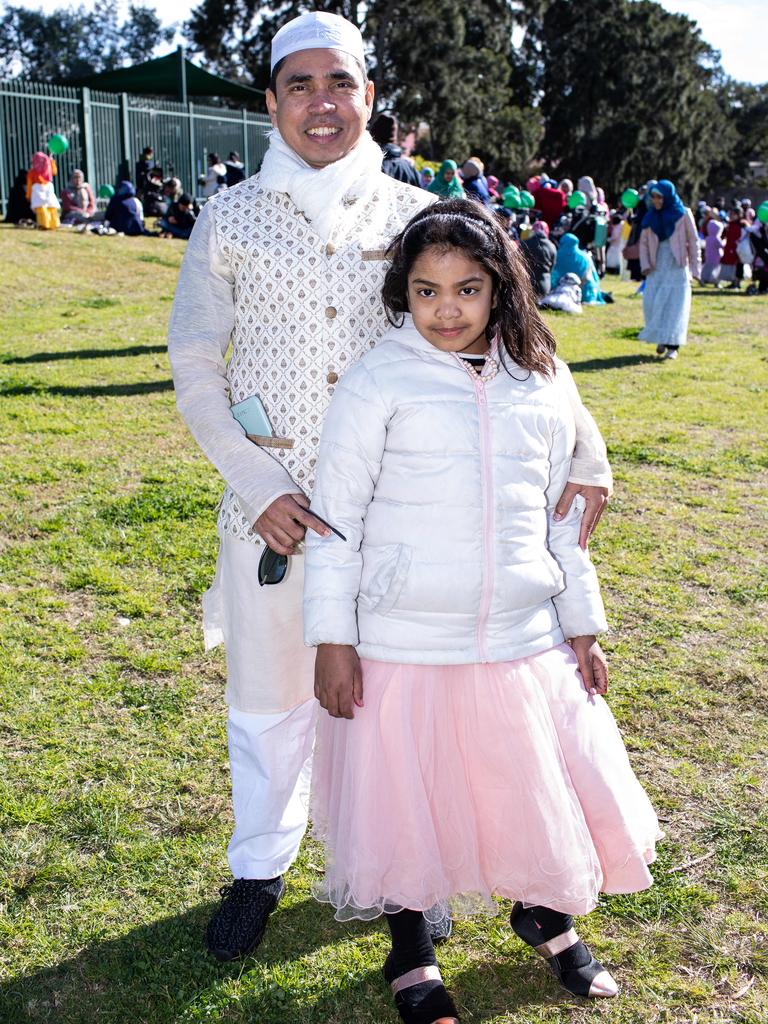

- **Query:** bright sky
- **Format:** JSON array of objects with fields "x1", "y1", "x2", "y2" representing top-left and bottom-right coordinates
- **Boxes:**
[{"x1": 12, "y1": 0, "x2": 768, "y2": 86}]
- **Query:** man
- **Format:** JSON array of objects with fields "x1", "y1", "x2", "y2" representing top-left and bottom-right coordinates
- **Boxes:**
[
  {"x1": 168, "y1": 11, "x2": 612, "y2": 963},
  {"x1": 159, "y1": 193, "x2": 196, "y2": 240},
  {"x1": 369, "y1": 112, "x2": 422, "y2": 188},
  {"x1": 135, "y1": 146, "x2": 154, "y2": 198}
]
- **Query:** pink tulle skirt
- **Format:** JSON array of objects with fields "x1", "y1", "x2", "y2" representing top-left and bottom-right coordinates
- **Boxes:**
[{"x1": 310, "y1": 644, "x2": 662, "y2": 921}]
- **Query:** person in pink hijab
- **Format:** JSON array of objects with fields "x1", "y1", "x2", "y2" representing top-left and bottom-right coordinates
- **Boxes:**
[{"x1": 26, "y1": 152, "x2": 60, "y2": 230}]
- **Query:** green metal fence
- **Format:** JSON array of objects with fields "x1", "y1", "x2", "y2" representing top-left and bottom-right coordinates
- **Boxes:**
[{"x1": 0, "y1": 78, "x2": 271, "y2": 218}]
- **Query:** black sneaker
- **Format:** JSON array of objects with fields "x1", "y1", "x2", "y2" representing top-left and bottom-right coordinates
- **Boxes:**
[{"x1": 206, "y1": 876, "x2": 285, "y2": 961}]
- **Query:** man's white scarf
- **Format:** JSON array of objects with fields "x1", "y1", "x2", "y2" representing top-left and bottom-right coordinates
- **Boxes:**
[{"x1": 258, "y1": 126, "x2": 383, "y2": 242}]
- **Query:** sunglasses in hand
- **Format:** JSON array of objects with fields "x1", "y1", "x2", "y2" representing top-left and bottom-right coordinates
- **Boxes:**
[{"x1": 258, "y1": 512, "x2": 346, "y2": 586}]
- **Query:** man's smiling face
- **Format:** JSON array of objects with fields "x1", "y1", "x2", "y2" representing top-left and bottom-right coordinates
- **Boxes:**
[{"x1": 266, "y1": 48, "x2": 375, "y2": 169}]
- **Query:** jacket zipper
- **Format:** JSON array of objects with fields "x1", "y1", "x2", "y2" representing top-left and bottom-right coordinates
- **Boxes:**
[{"x1": 474, "y1": 376, "x2": 494, "y2": 662}]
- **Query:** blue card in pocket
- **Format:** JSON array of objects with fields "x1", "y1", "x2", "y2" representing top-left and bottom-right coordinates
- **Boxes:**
[{"x1": 230, "y1": 395, "x2": 274, "y2": 436}]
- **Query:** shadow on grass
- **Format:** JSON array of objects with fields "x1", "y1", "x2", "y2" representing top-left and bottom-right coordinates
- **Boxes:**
[
  {"x1": 0, "y1": 897, "x2": 552, "y2": 1024},
  {"x1": 0, "y1": 898, "x2": 334, "y2": 1023},
  {"x1": 690, "y1": 288, "x2": 756, "y2": 298},
  {"x1": 3, "y1": 345, "x2": 167, "y2": 365},
  {"x1": 568, "y1": 353, "x2": 660, "y2": 372},
  {"x1": 1, "y1": 380, "x2": 173, "y2": 398}
]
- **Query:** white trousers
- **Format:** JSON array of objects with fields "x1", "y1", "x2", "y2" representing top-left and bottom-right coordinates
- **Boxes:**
[
  {"x1": 205, "y1": 534, "x2": 319, "y2": 876},
  {"x1": 227, "y1": 698, "x2": 319, "y2": 878},
  {"x1": 204, "y1": 534, "x2": 316, "y2": 713}
]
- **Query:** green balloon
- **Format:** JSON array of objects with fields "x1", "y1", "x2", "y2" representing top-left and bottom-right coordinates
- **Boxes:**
[
  {"x1": 98, "y1": 184, "x2": 115, "y2": 199},
  {"x1": 621, "y1": 188, "x2": 640, "y2": 209},
  {"x1": 519, "y1": 190, "x2": 535, "y2": 209},
  {"x1": 503, "y1": 186, "x2": 520, "y2": 209},
  {"x1": 568, "y1": 190, "x2": 587, "y2": 209},
  {"x1": 758, "y1": 202, "x2": 768, "y2": 225},
  {"x1": 48, "y1": 133, "x2": 69, "y2": 155}
]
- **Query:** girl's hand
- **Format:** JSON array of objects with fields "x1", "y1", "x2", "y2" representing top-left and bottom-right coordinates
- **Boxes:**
[
  {"x1": 568, "y1": 635, "x2": 608, "y2": 697},
  {"x1": 554, "y1": 483, "x2": 609, "y2": 549},
  {"x1": 314, "y1": 644, "x2": 363, "y2": 719}
]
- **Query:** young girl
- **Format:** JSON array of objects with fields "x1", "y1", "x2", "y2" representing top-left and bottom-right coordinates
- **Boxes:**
[
  {"x1": 26, "y1": 151, "x2": 60, "y2": 230},
  {"x1": 304, "y1": 199, "x2": 660, "y2": 1024},
  {"x1": 701, "y1": 218, "x2": 724, "y2": 285},
  {"x1": 719, "y1": 208, "x2": 743, "y2": 289}
]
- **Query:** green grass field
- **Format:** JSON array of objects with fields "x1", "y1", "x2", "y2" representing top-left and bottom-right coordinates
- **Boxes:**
[{"x1": 0, "y1": 223, "x2": 766, "y2": 1024}]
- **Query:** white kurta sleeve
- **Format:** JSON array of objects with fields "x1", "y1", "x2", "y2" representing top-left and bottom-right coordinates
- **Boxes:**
[
  {"x1": 545, "y1": 396, "x2": 608, "y2": 639},
  {"x1": 303, "y1": 364, "x2": 389, "y2": 648},
  {"x1": 555, "y1": 357, "x2": 614, "y2": 492},
  {"x1": 167, "y1": 201, "x2": 298, "y2": 526}
]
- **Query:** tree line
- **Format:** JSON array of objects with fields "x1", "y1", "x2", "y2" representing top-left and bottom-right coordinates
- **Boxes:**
[
  {"x1": 0, "y1": 2, "x2": 174, "y2": 82},
  {"x1": 2, "y1": 0, "x2": 766, "y2": 199}
]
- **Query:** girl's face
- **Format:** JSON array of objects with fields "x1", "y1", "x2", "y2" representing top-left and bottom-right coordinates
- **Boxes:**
[
  {"x1": 651, "y1": 192, "x2": 664, "y2": 210},
  {"x1": 407, "y1": 246, "x2": 494, "y2": 355},
  {"x1": 444, "y1": 168, "x2": 455, "y2": 182}
]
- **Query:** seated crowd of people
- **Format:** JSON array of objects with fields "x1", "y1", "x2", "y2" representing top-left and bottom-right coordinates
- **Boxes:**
[
  {"x1": 6, "y1": 130, "x2": 767, "y2": 300},
  {"x1": 417, "y1": 158, "x2": 617, "y2": 311},
  {"x1": 406, "y1": 142, "x2": 768, "y2": 307},
  {"x1": 5, "y1": 144, "x2": 249, "y2": 241}
]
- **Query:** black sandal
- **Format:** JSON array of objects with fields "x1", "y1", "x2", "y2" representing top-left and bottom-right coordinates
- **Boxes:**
[
  {"x1": 384, "y1": 955, "x2": 461, "y2": 1023},
  {"x1": 510, "y1": 902, "x2": 618, "y2": 999}
]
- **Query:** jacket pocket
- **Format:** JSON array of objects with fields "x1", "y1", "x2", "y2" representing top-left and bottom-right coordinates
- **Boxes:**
[
  {"x1": 495, "y1": 554, "x2": 565, "y2": 611},
  {"x1": 359, "y1": 544, "x2": 412, "y2": 614}
]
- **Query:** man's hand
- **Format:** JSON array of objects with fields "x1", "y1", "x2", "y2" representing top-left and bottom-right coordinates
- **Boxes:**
[
  {"x1": 314, "y1": 644, "x2": 363, "y2": 719},
  {"x1": 554, "y1": 483, "x2": 609, "y2": 549},
  {"x1": 253, "y1": 493, "x2": 331, "y2": 556},
  {"x1": 568, "y1": 635, "x2": 608, "y2": 697}
]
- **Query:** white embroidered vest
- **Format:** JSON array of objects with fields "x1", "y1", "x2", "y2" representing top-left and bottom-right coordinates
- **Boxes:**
[{"x1": 212, "y1": 173, "x2": 432, "y2": 542}]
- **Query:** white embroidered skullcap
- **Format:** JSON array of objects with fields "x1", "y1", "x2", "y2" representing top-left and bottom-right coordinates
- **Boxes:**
[{"x1": 271, "y1": 12, "x2": 366, "y2": 72}]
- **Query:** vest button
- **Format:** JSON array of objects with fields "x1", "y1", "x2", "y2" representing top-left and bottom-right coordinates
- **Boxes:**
[
  {"x1": 325, "y1": 306, "x2": 337, "y2": 319},
  {"x1": 325, "y1": 242, "x2": 336, "y2": 256},
  {"x1": 326, "y1": 371, "x2": 339, "y2": 384}
]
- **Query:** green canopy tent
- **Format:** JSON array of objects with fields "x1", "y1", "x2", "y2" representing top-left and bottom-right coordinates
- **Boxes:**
[
  {"x1": 70, "y1": 46, "x2": 264, "y2": 105},
  {"x1": 60, "y1": 46, "x2": 269, "y2": 198}
]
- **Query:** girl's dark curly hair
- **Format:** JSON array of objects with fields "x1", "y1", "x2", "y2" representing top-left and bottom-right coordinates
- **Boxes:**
[{"x1": 382, "y1": 198, "x2": 557, "y2": 377}]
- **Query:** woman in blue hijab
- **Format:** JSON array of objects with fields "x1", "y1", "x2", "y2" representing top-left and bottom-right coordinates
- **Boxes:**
[
  {"x1": 105, "y1": 181, "x2": 149, "y2": 236},
  {"x1": 641, "y1": 179, "x2": 685, "y2": 240},
  {"x1": 638, "y1": 180, "x2": 700, "y2": 359},
  {"x1": 551, "y1": 233, "x2": 605, "y2": 305}
]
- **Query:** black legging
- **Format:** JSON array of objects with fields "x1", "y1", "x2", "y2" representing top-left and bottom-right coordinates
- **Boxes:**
[{"x1": 384, "y1": 909, "x2": 436, "y2": 981}]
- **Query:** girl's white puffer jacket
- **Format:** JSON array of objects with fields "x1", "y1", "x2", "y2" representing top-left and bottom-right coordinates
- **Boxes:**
[{"x1": 304, "y1": 317, "x2": 607, "y2": 664}]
